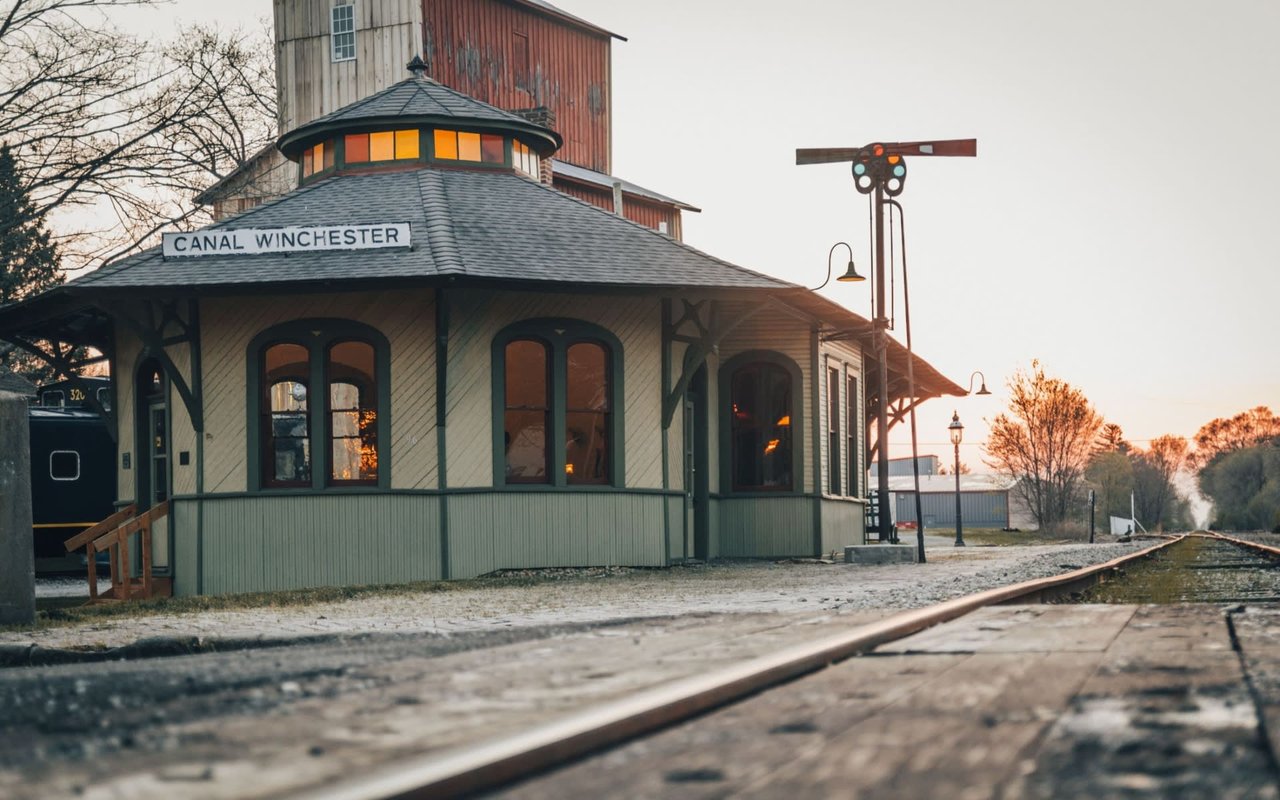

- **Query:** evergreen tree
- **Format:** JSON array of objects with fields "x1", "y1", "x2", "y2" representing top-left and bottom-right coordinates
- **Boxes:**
[{"x1": 0, "y1": 143, "x2": 63, "y2": 379}]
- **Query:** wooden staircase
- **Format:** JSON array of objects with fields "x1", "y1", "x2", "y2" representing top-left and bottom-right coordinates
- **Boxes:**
[{"x1": 63, "y1": 502, "x2": 173, "y2": 603}]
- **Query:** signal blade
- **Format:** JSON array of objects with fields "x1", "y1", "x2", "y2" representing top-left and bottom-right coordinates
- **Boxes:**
[
  {"x1": 884, "y1": 139, "x2": 977, "y2": 157},
  {"x1": 795, "y1": 147, "x2": 864, "y2": 165}
]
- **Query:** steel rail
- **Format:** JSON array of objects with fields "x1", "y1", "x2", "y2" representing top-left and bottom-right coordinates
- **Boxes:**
[
  {"x1": 297, "y1": 536, "x2": 1185, "y2": 800},
  {"x1": 1201, "y1": 530, "x2": 1280, "y2": 560}
]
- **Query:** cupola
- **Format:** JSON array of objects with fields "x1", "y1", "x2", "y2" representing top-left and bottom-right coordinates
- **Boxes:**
[{"x1": 276, "y1": 55, "x2": 562, "y2": 185}]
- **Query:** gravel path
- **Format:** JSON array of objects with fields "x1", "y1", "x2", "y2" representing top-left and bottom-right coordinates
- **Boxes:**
[{"x1": 4, "y1": 538, "x2": 1148, "y2": 652}]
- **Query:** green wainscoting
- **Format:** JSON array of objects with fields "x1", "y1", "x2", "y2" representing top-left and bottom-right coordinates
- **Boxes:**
[
  {"x1": 446, "y1": 492, "x2": 668, "y2": 579},
  {"x1": 715, "y1": 496, "x2": 816, "y2": 558},
  {"x1": 820, "y1": 498, "x2": 866, "y2": 555},
  {"x1": 173, "y1": 494, "x2": 443, "y2": 596}
]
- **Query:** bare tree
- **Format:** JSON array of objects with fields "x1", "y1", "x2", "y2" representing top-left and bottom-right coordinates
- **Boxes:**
[
  {"x1": 985, "y1": 361, "x2": 1103, "y2": 530},
  {"x1": 0, "y1": 2, "x2": 277, "y2": 272},
  {"x1": 1189, "y1": 406, "x2": 1280, "y2": 470}
]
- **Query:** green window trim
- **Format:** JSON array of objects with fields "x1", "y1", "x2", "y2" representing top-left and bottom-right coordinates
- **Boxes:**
[
  {"x1": 491, "y1": 318, "x2": 625, "y2": 489},
  {"x1": 246, "y1": 318, "x2": 392, "y2": 492},
  {"x1": 718, "y1": 350, "x2": 805, "y2": 497}
]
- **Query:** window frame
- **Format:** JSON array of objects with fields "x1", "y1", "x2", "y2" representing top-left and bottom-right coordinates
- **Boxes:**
[
  {"x1": 491, "y1": 319, "x2": 625, "y2": 489},
  {"x1": 827, "y1": 365, "x2": 841, "y2": 496},
  {"x1": 719, "y1": 350, "x2": 805, "y2": 496},
  {"x1": 49, "y1": 450, "x2": 81, "y2": 481},
  {"x1": 847, "y1": 372, "x2": 860, "y2": 498},
  {"x1": 331, "y1": 4, "x2": 356, "y2": 62},
  {"x1": 247, "y1": 319, "x2": 391, "y2": 492}
]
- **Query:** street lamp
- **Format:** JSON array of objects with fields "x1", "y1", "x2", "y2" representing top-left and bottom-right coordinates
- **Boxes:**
[
  {"x1": 948, "y1": 411, "x2": 965, "y2": 547},
  {"x1": 812, "y1": 241, "x2": 865, "y2": 290},
  {"x1": 967, "y1": 371, "x2": 991, "y2": 396}
]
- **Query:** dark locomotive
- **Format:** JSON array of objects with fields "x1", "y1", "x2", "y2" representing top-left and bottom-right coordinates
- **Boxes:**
[{"x1": 29, "y1": 376, "x2": 116, "y2": 573}]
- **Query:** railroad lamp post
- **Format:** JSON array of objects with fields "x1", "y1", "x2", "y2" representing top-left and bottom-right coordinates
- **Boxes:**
[{"x1": 948, "y1": 411, "x2": 965, "y2": 547}]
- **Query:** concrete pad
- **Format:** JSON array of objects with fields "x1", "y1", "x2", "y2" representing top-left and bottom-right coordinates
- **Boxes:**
[{"x1": 845, "y1": 545, "x2": 918, "y2": 565}]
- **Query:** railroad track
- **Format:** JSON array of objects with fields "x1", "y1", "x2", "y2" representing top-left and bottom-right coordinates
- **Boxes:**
[
  {"x1": 299, "y1": 535, "x2": 1233, "y2": 800},
  {"x1": 1076, "y1": 531, "x2": 1280, "y2": 604}
]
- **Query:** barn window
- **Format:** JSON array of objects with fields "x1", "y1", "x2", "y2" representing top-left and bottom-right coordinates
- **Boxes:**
[
  {"x1": 493, "y1": 321, "x2": 623, "y2": 488},
  {"x1": 49, "y1": 450, "x2": 80, "y2": 481},
  {"x1": 721, "y1": 352, "x2": 802, "y2": 494},
  {"x1": 249, "y1": 320, "x2": 390, "y2": 491},
  {"x1": 331, "y1": 4, "x2": 356, "y2": 62}
]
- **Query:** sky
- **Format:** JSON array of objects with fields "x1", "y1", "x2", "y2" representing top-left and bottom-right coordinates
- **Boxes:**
[{"x1": 121, "y1": 0, "x2": 1279, "y2": 468}]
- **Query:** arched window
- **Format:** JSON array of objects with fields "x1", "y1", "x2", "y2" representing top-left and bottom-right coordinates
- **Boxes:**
[
  {"x1": 503, "y1": 339, "x2": 550, "y2": 483},
  {"x1": 721, "y1": 353, "x2": 801, "y2": 493},
  {"x1": 327, "y1": 340, "x2": 378, "y2": 484},
  {"x1": 565, "y1": 341, "x2": 610, "y2": 484},
  {"x1": 263, "y1": 342, "x2": 311, "y2": 487},
  {"x1": 249, "y1": 320, "x2": 390, "y2": 491},
  {"x1": 493, "y1": 321, "x2": 623, "y2": 488}
]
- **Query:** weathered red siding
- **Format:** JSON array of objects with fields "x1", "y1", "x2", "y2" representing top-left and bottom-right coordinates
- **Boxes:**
[
  {"x1": 422, "y1": 0, "x2": 612, "y2": 172},
  {"x1": 555, "y1": 181, "x2": 682, "y2": 239}
]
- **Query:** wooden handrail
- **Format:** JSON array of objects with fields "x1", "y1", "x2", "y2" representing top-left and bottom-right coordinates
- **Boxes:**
[
  {"x1": 87, "y1": 501, "x2": 168, "y2": 552},
  {"x1": 64, "y1": 505, "x2": 137, "y2": 553},
  {"x1": 77, "y1": 501, "x2": 170, "y2": 603}
]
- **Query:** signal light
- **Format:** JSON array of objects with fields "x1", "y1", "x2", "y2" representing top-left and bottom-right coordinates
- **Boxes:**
[{"x1": 850, "y1": 145, "x2": 907, "y2": 196}]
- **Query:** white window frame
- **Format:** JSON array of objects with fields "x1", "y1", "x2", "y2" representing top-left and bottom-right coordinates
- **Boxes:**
[
  {"x1": 50, "y1": 450, "x2": 80, "y2": 481},
  {"x1": 331, "y1": 4, "x2": 356, "y2": 62}
]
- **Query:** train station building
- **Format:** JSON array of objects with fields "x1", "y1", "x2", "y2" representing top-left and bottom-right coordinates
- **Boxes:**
[{"x1": 0, "y1": 1, "x2": 962, "y2": 597}]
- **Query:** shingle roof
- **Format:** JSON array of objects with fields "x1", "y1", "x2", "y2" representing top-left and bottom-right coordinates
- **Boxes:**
[
  {"x1": 69, "y1": 169, "x2": 794, "y2": 291},
  {"x1": 278, "y1": 75, "x2": 561, "y2": 157}
]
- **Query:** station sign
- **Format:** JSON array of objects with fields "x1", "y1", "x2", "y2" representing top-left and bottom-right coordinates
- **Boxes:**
[{"x1": 162, "y1": 223, "x2": 411, "y2": 258}]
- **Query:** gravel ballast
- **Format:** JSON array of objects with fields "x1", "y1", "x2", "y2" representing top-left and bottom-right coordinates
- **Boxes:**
[{"x1": 2, "y1": 538, "x2": 1150, "y2": 653}]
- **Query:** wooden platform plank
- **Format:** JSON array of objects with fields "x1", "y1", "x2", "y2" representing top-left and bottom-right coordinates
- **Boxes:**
[
  {"x1": 502, "y1": 605, "x2": 1280, "y2": 799},
  {"x1": 1008, "y1": 605, "x2": 1276, "y2": 800},
  {"x1": 1229, "y1": 606, "x2": 1280, "y2": 771},
  {"x1": 877, "y1": 604, "x2": 1136, "y2": 654}
]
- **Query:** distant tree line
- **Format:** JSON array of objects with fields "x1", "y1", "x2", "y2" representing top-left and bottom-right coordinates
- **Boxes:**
[
  {"x1": 984, "y1": 361, "x2": 1192, "y2": 534},
  {"x1": 1192, "y1": 407, "x2": 1280, "y2": 531},
  {"x1": 983, "y1": 361, "x2": 1279, "y2": 533}
]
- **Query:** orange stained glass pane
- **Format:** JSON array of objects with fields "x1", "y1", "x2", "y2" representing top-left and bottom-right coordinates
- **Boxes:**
[
  {"x1": 302, "y1": 147, "x2": 314, "y2": 177},
  {"x1": 369, "y1": 131, "x2": 394, "y2": 162},
  {"x1": 434, "y1": 129, "x2": 458, "y2": 160},
  {"x1": 458, "y1": 131, "x2": 481, "y2": 162},
  {"x1": 395, "y1": 129, "x2": 420, "y2": 159},
  {"x1": 481, "y1": 134, "x2": 504, "y2": 164},
  {"x1": 323, "y1": 140, "x2": 335, "y2": 170},
  {"x1": 314, "y1": 142, "x2": 325, "y2": 171},
  {"x1": 345, "y1": 133, "x2": 370, "y2": 163}
]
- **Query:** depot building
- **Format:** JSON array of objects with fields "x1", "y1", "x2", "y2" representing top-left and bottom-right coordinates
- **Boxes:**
[{"x1": 0, "y1": 61, "x2": 961, "y2": 596}]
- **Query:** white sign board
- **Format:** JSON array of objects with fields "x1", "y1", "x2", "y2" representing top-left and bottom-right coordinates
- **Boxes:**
[{"x1": 162, "y1": 223, "x2": 411, "y2": 258}]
